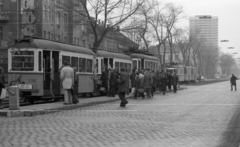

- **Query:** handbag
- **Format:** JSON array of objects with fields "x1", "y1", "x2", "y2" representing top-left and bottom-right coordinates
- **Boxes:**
[{"x1": 0, "y1": 88, "x2": 6, "y2": 99}]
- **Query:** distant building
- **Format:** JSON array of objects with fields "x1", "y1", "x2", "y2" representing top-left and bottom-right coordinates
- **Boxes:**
[
  {"x1": 87, "y1": 25, "x2": 138, "y2": 53},
  {"x1": 0, "y1": 0, "x2": 87, "y2": 48},
  {"x1": 189, "y1": 15, "x2": 218, "y2": 50}
]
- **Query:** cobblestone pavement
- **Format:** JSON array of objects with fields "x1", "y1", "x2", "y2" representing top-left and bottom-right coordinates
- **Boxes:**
[{"x1": 0, "y1": 81, "x2": 240, "y2": 147}]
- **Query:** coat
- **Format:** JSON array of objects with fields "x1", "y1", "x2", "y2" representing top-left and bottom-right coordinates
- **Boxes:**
[
  {"x1": 230, "y1": 76, "x2": 238, "y2": 85},
  {"x1": 143, "y1": 72, "x2": 152, "y2": 89},
  {"x1": 0, "y1": 74, "x2": 5, "y2": 95},
  {"x1": 118, "y1": 71, "x2": 129, "y2": 93},
  {"x1": 109, "y1": 71, "x2": 117, "y2": 86},
  {"x1": 167, "y1": 74, "x2": 172, "y2": 84},
  {"x1": 130, "y1": 72, "x2": 136, "y2": 87},
  {"x1": 161, "y1": 76, "x2": 167, "y2": 91},
  {"x1": 60, "y1": 66, "x2": 74, "y2": 89},
  {"x1": 100, "y1": 71, "x2": 108, "y2": 88},
  {"x1": 134, "y1": 76, "x2": 141, "y2": 89},
  {"x1": 172, "y1": 75, "x2": 179, "y2": 85}
]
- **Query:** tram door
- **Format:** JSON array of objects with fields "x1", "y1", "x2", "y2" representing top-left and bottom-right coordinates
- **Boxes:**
[{"x1": 43, "y1": 50, "x2": 60, "y2": 97}]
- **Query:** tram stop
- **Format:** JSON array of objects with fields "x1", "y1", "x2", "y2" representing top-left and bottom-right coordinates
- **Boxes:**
[{"x1": 8, "y1": 86, "x2": 20, "y2": 110}]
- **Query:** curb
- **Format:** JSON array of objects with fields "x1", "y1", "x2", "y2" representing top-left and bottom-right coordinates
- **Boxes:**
[{"x1": 0, "y1": 87, "x2": 186, "y2": 117}]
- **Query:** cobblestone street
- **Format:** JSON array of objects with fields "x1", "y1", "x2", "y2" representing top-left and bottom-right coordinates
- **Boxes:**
[{"x1": 1, "y1": 81, "x2": 240, "y2": 147}]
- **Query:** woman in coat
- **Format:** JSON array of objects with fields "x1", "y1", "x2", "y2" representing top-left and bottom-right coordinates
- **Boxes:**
[
  {"x1": 60, "y1": 61, "x2": 74, "y2": 105},
  {"x1": 161, "y1": 73, "x2": 168, "y2": 95},
  {"x1": 143, "y1": 69, "x2": 152, "y2": 98}
]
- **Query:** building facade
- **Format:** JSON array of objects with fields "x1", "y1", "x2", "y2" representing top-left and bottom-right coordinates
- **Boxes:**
[{"x1": 189, "y1": 15, "x2": 218, "y2": 50}]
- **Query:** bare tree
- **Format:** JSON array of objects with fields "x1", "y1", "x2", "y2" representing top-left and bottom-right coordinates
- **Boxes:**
[
  {"x1": 77, "y1": 0, "x2": 144, "y2": 51},
  {"x1": 219, "y1": 53, "x2": 236, "y2": 76},
  {"x1": 163, "y1": 3, "x2": 184, "y2": 66},
  {"x1": 122, "y1": 0, "x2": 156, "y2": 51},
  {"x1": 174, "y1": 28, "x2": 192, "y2": 66}
]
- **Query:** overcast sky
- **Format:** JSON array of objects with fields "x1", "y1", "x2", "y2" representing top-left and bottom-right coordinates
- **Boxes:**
[{"x1": 160, "y1": 0, "x2": 240, "y2": 57}]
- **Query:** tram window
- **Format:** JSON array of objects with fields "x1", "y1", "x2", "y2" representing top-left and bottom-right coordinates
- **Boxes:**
[
  {"x1": 62, "y1": 56, "x2": 70, "y2": 65},
  {"x1": 115, "y1": 62, "x2": 119, "y2": 72},
  {"x1": 87, "y1": 59, "x2": 93, "y2": 73},
  {"x1": 138, "y1": 60, "x2": 141, "y2": 70},
  {"x1": 133, "y1": 60, "x2": 137, "y2": 70},
  {"x1": 79, "y1": 58, "x2": 86, "y2": 72},
  {"x1": 120, "y1": 62, "x2": 123, "y2": 69},
  {"x1": 12, "y1": 51, "x2": 34, "y2": 71},
  {"x1": 127, "y1": 63, "x2": 131, "y2": 73},
  {"x1": 124, "y1": 63, "x2": 127, "y2": 71},
  {"x1": 38, "y1": 51, "x2": 42, "y2": 71},
  {"x1": 71, "y1": 57, "x2": 78, "y2": 72}
]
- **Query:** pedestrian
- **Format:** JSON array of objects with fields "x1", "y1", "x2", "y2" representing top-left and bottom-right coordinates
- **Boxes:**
[
  {"x1": 130, "y1": 69, "x2": 136, "y2": 90},
  {"x1": 167, "y1": 71, "x2": 172, "y2": 91},
  {"x1": 161, "y1": 73, "x2": 167, "y2": 95},
  {"x1": 71, "y1": 67, "x2": 79, "y2": 104},
  {"x1": 60, "y1": 61, "x2": 74, "y2": 105},
  {"x1": 115, "y1": 69, "x2": 120, "y2": 95},
  {"x1": 143, "y1": 69, "x2": 152, "y2": 98},
  {"x1": 134, "y1": 72, "x2": 144, "y2": 99},
  {"x1": 108, "y1": 69, "x2": 117, "y2": 97},
  {"x1": 230, "y1": 74, "x2": 238, "y2": 91},
  {"x1": 100, "y1": 68, "x2": 108, "y2": 94},
  {"x1": 138, "y1": 70, "x2": 145, "y2": 99},
  {"x1": 151, "y1": 71, "x2": 156, "y2": 97},
  {"x1": 118, "y1": 67, "x2": 129, "y2": 107},
  {"x1": 172, "y1": 72, "x2": 179, "y2": 93},
  {"x1": 0, "y1": 67, "x2": 5, "y2": 109}
]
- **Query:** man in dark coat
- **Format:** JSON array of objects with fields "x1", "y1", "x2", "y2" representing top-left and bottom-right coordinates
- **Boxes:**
[
  {"x1": 230, "y1": 74, "x2": 238, "y2": 91},
  {"x1": 130, "y1": 69, "x2": 136, "y2": 89},
  {"x1": 118, "y1": 67, "x2": 129, "y2": 107},
  {"x1": 143, "y1": 69, "x2": 153, "y2": 98},
  {"x1": 100, "y1": 68, "x2": 108, "y2": 94},
  {"x1": 108, "y1": 69, "x2": 117, "y2": 96},
  {"x1": 161, "y1": 73, "x2": 167, "y2": 95},
  {"x1": 167, "y1": 71, "x2": 172, "y2": 91},
  {"x1": 172, "y1": 72, "x2": 179, "y2": 93}
]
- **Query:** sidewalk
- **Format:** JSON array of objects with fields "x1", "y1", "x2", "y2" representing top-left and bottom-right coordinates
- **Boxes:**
[{"x1": 0, "y1": 87, "x2": 186, "y2": 117}]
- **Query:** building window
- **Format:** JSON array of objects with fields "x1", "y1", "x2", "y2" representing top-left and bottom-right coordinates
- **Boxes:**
[
  {"x1": 56, "y1": 35, "x2": 60, "y2": 41},
  {"x1": 56, "y1": 12, "x2": 60, "y2": 25},
  {"x1": 74, "y1": 37, "x2": 76, "y2": 44},
  {"x1": 43, "y1": 31, "x2": 46, "y2": 39},
  {"x1": 64, "y1": 36, "x2": 68, "y2": 43},
  {"x1": 51, "y1": 34, "x2": 54, "y2": 40},
  {"x1": 64, "y1": 14, "x2": 68, "y2": 31},
  {"x1": 51, "y1": 9, "x2": 54, "y2": 23},
  {"x1": 29, "y1": 15, "x2": 31, "y2": 22},
  {"x1": 49, "y1": 7, "x2": 52, "y2": 22},
  {"x1": 77, "y1": 38, "x2": 79, "y2": 45},
  {"x1": 43, "y1": 5, "x2": 47, "y2": 19},
  {"x1": 48, "y1": 32, "x2": 50, "y2": 39}
]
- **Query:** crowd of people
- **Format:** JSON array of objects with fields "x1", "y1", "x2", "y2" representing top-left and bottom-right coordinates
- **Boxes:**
[{"x1": 100, "y1": 67, "x2": 179, "y2": 107}]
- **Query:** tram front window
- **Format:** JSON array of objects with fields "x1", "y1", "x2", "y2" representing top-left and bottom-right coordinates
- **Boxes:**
[{"x1": 12, "y1": 51, "x2": 34, "y2": 71}]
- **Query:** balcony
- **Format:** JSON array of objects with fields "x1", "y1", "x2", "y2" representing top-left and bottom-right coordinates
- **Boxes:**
[{"x1": 0, "y1": 12, "x2": 9, "y2": 22}]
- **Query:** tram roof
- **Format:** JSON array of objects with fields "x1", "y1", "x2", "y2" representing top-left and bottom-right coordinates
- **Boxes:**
[
  {"x1": 9, "y1": 39, "x2": 95, "y2": 55},
  {"x1": 130, "y1": 53, "x2": 159, "y2": 61},
  {"x1": 96, "y1": 50, "x2": 132, "y2": 60}
]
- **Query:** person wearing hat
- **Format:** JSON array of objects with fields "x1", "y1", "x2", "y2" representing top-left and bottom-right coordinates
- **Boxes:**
[
  {"x1": 172, "y1": 72, "x2": 179, "y2": 93},
  {"x1": 108, "y1": 68, "x2": 117, "y2": 97},
  {"x1": 60, "y1": 60, "x2": 74, "y2": 105},
  {"x1": 118, "y1": 67, "x2": 129, "y2": 107},
  {"x1": 161, "y1": 73, "x2": 168, "y2": 95}
]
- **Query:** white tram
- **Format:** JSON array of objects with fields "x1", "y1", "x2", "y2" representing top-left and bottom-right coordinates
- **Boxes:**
[
  {"x1": 165, "y1": 65, "x2": 197, "y2": 83},
  {"x1": 8, "y1": 38, "x2": 95, "y2": 103},
  {"x1": 130, "y1": 53, "x2": 159, "y2": 71}
]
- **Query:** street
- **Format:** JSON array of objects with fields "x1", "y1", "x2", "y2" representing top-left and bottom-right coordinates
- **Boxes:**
[{"x1": 0, "y1": 81, "x2": 240, "y2": 147}]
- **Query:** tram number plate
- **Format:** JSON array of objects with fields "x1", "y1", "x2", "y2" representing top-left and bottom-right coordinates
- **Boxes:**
[{"x1": 17, "y1": 84, "x2": 32, "y2": 89}]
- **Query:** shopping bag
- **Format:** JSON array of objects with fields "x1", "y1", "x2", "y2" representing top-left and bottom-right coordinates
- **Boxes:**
[
  {"x1": 131, "y1": 87, "x2": 136, "y2": 94},
  {"x1": 70, "y1": 88, "x2": 79, "y2": 104},
  {"x1": 0, "y1": 88, "x2": 6, "y2": 99}
]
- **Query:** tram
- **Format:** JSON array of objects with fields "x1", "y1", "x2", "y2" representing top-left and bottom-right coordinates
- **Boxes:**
[
  {"x1": 165, "y1": 65, "x2": 197, "y2": 83},
  {"x1": 8, "y1": 38, "x2": 95, "y2": 103},
  {"x1": 130, "y1": 52, "x2": 159, "y2": 71}
]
